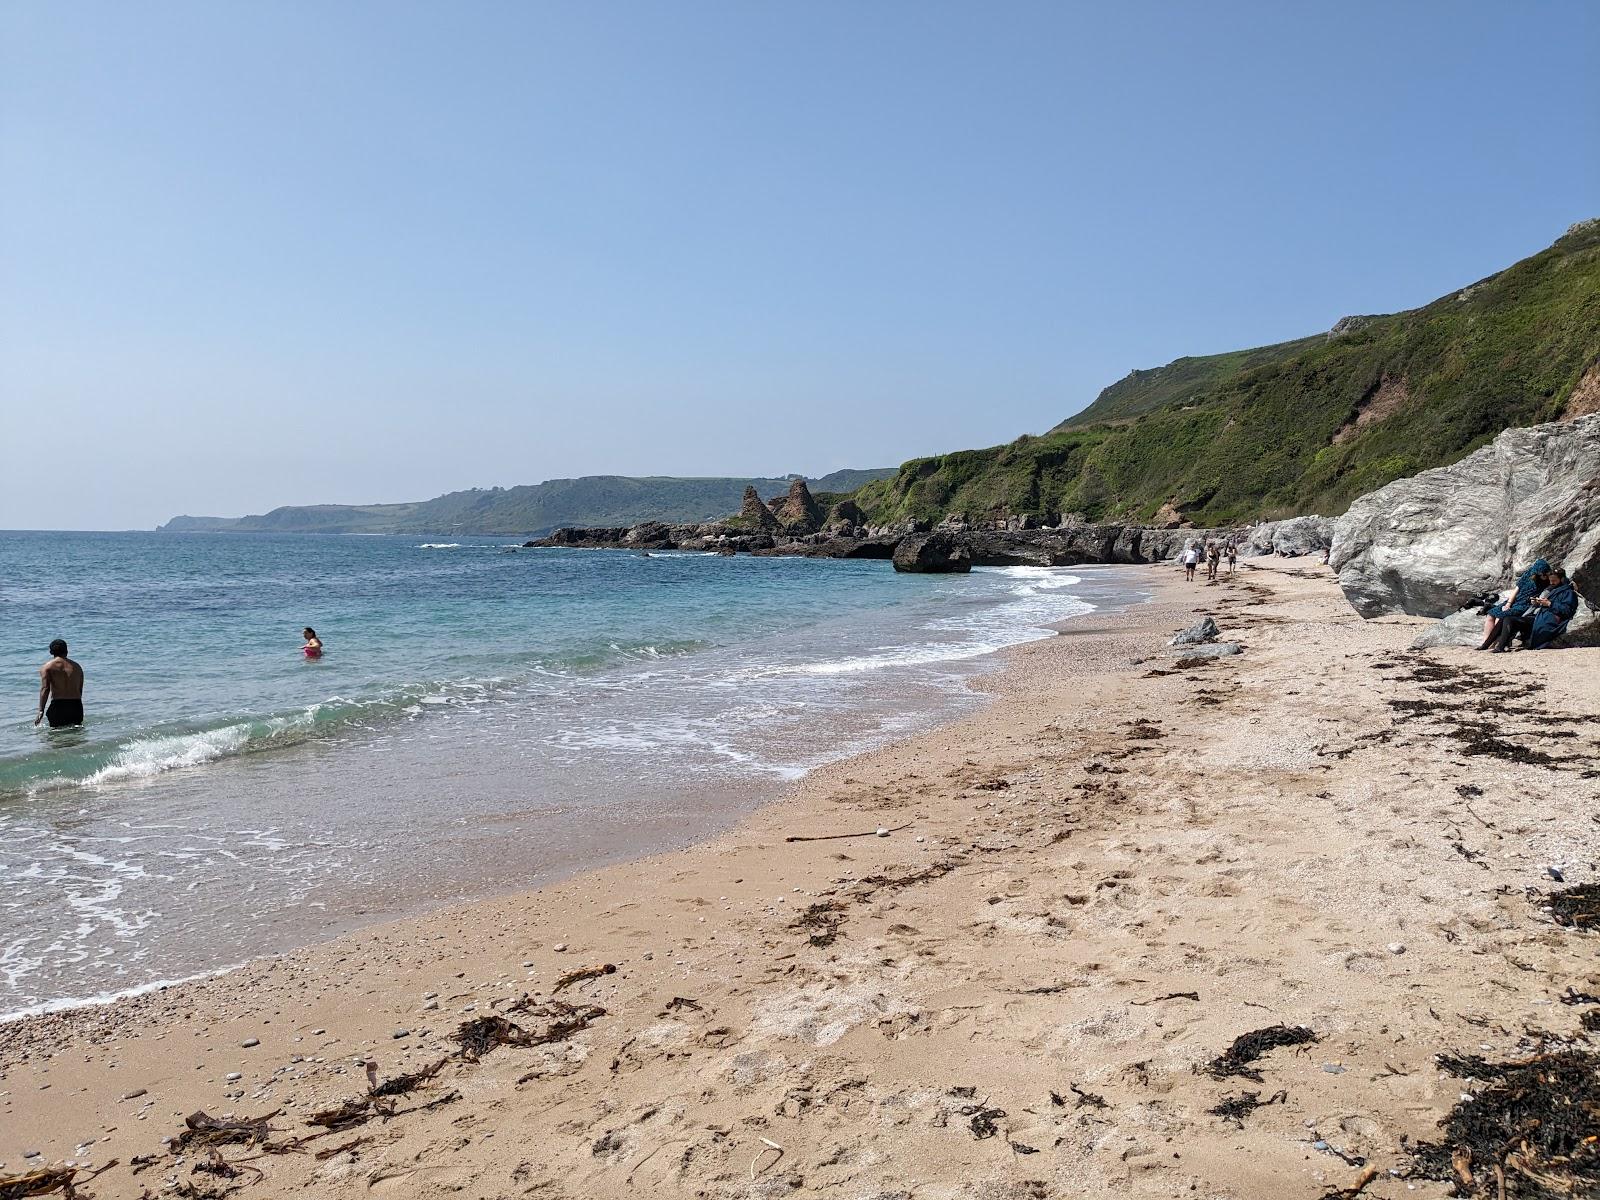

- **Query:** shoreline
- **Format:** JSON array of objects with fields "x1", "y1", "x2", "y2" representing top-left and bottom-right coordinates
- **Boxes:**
[
  {"x1": 6, "y1": 556, "x2": 1145, "y2": 1024},
  {"x1": 4, "y1": 561, "x2": 1597, "y2": 1198}
]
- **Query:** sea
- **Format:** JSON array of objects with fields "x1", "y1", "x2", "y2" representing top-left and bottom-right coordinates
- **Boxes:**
[{"x1": 0, "y1": 530, "x2": 1142, "y2": 1019}]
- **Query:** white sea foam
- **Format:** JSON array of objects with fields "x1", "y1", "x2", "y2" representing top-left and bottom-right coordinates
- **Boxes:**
[
  {"x1": 417, "y1": 542, "x2": 462, "y2": 549},
  {"x1": 83, "y1": 724, "x2": 258, "y2": 786}
]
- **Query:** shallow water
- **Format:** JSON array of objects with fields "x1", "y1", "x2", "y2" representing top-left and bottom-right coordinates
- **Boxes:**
[{"x1": 0, "y1": 531, "x2": 1142, "y2": 1016}]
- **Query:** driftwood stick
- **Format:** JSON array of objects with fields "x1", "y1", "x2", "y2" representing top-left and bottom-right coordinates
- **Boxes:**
[{"x1": 785, "y1": 822, "x2": 912, "y2": 844}]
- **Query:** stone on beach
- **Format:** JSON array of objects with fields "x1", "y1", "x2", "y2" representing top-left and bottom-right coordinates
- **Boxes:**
[{"x1": 1170, "y1": 617, "x2": 1220, "y2": 646}]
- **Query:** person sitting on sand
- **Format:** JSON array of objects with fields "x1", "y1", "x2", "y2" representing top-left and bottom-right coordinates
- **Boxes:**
[
  {"x1": 302, "y1": 627, "x2": 324, "y2": 660},
  {"x1": 1477, "y1": 558, "x2": 1549, "y2": 651},
  {"x1": 35, "y1": 638, "x2": 84, "y2": 727},
  {"x1": 1525, "y1": 567, "x2": 1579, "y2": 650},
  {"x1": 1491, "y1": 566, "x2": 1578, "y2": 652}
]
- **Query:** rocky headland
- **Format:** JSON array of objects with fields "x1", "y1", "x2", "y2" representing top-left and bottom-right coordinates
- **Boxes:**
[{"x1": 528, "y1": 479, "x2": 1335, "y2": 571}]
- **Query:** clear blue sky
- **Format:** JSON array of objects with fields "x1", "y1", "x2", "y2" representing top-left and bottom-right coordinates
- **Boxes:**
[{"x1": 3, "y1": 2, "x2": 1595, "y2": 530}]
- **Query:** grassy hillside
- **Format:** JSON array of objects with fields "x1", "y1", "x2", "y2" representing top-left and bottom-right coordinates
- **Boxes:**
[
  {"x1": 1054, "y1": 333, "x2": 1326, "y2": 429},
  {"x1": 856, "y1": 221, "x2": 1600, "y2": 528},
  {"x1": 161, "y1": 469, "x2": 897, "y2": 536}
]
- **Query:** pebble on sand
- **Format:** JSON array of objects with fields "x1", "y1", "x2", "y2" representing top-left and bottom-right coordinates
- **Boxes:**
[
  {"x1": 240, "y1": 1038, "x2": 260, "y2": 1048},
  {"x1": 122, "y1": 1088, "x2": 147, "y2": 1100}
]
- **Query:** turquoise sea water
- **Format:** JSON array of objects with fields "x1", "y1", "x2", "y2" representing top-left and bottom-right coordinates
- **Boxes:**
[{"x1": 0, "y1": 531, "x2": 1140, "y2": 1016}]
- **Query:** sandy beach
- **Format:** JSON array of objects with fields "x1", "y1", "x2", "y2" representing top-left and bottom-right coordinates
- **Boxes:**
[{"x1": 3, "y1": 561, "x2": 1596, "y2": 1199}]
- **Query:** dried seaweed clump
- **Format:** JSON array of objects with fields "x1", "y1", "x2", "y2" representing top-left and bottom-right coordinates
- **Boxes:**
[
  {"x1": 454, "y1": 1001, "x2": 605, "y2": 1061},
  {"x1": 793, "y1": 900, "x2": 846, "y2": 948},
  {"x1": 1203, "y1": 1025, "x2": 1318, "y2": 1082},
  {"x1": 1547, "y1": 884, "x2": 1600, "y2": 931},
  {"x1": 1208, "y1": 1088, "x2": 1287, "y2": 1126},
  {"x1": 171, "y1": 1110, "x2": 279, "y2": 1152},
  {"x1": 1409, "y1": 1050, "x2": 1600, "y2": 1198}
]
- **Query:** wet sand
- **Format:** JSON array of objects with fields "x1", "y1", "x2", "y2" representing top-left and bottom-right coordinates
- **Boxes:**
[{"x1": 3, "y1": 562, "x2": 1597, "y2": 1199}]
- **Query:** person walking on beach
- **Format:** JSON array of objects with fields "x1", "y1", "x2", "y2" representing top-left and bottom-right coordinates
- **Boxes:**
[
  {"x1": 1206, "y1": 540, "x2": 1221, "y2": 582},
  {"x1": 35, "y1": 639, "x2": 84, "y2": 728},
  {"x1": 1182, "y1": 544, "x2": 1198, "y2": 582},
  {"x1": 1226, "y1": 542, "x2": 1237, "y2": 574}
]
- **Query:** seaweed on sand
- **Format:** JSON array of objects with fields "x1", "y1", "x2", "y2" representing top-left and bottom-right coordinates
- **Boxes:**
[
  {"x1": 368, "y1": 1056, "x2": 449, "y2": 1098},
  {"x1": 793, "y1": 900, "x2": 846, "y2": 948},
  {"x1": 1547, "y1": 884, "x2": 1600, "y2": 931},
  {"x1": 1208, "y1": 1088, "x2": 1288, "y2": 1126},
  {"x1": 171, "y1": 1110, "x2": 280, "y2": 1152},
  {"x1": 453, "y1": 1001, "x2": 605, "y2": 1061},
  {"x1": 1408, "y1": 1050, "x2": 1600, "y2": 1198},
  {"x1": 0, "y1": 1161, "x2": 118, "y2": 1200},
  {"x1": 1202, "y1": 1025, "x2": 1319, "y2": 1082}
]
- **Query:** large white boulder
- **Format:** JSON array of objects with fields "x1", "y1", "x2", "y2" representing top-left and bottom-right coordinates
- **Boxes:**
[{"x1": 1331, "y1": 413, "x2": 1600, "y2": 620}]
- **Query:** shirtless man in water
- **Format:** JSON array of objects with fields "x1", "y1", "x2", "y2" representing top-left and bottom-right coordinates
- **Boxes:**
[{"x1": 35, "y1": 639, "x2": 84, "y2": 728}]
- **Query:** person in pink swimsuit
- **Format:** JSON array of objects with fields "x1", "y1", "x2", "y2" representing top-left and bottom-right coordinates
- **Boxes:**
[{"x1": 301, "y1": 627, "x2": 323, "y2": 659}]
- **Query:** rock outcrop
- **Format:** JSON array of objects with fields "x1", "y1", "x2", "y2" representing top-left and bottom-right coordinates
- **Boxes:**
[
  {"x1": 892, "y1": 531, "x2": 972, "y2": 574},
  {"x1": 774, "y1": 478, "x2": 824, "y2": 532},
  {"x1": 1244, "y1": 515, "x2": 1333, "y2": 557},
  {"x1": 737, "y1": 486, "x2": 780, "y2": 531},
  {"x1": 1331, "y1": 413, "x2": 1600, "y2": 620}
]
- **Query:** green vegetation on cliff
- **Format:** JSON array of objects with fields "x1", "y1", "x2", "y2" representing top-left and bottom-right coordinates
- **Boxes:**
[
  {"x1": 855, "y1": 221, "x2": 1600, "y2": 528},
  {"x1": 161, "y1": 469, "x2": 896, "y2": 536},
  {"x1": 1054, "y1": 333, "x2": 1326, "y2": 429}
]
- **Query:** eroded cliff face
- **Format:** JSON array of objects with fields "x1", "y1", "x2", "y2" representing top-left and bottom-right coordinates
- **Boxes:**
[{"x1": 1330, "y1": 413, "x2": 1600, "y2": 634}]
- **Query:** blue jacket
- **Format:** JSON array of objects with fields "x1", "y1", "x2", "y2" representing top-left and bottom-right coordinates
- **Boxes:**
[
  {"x1": 1490, "y1": 557, "x2": 1550, "y2": 618},
  {"x1": 1531, "y1": 580, "x2": 1579, "y2": 641}
]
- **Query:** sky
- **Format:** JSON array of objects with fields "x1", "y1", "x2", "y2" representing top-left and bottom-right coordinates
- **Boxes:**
[{"x1": 2, "y1": 2, "x2": 1596, "y2": 531}]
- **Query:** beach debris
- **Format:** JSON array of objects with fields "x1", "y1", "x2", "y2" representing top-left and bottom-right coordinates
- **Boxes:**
[
  {"x1": 1130, "y1": 991, "x2": 1200, "y2": 1005},
  {"x1": 785, "y1": 821, "x2": 912, "y2": 843},
  {"x1": 1066, "y1": 1082, "x2": 1107, "y2": 1110},
  {"x1": 1311, "y1": 1138, "x2": 1366, "y2": 1166},
  {"x1": 0, "y1": 1160, "x2": 117, "y2": 1200},
  {"x1": 1407, "y1": 1049, "x2": 1600, "y2": 1197},
  {"x1": 368, "y1": 1057, "x2": 449, "y2": 1098},
  {"x1": 748, "y1": 1137, "x2": 784, "y2": 1179},
  {"x1": 307, "y1": 1096, "x2": 380, "y2": 1130},
  {"x1": 1208, "y1": 1089, "x2": 1287, "y2": 1127},
  {"x1": 312, "y1": 1136, "x2": 369, "y2": 1162},
  {"x1": 192, "y1": 1151, "x2": 260, "y2": 1185},
  {"x1": 171, "y1": 1110, "x2": 280, "y2": 1152},
  {"x1": 1315, "y1": 1165, "x2": 1380, "y2": 1200},
  {"x1": 1546, "y1": 883, "x2": 1600, "y2": 931},
  {"x1": 1124, "y1": 721, "x2": 1165, "y2": 740},
  {"x1": 1203, "y1": 1025, "x2": 1319, "y2": 1082},
  {"x1": 661, "y1": 996, "x2": 702, "y2": 1015},
  {"x1": 792, "y1": 900, "x2": 846, "y2": 948},
  {"x1": 551, "y1": 963, "x2": 616, "y2": 993},
  {"x1": 948, "y1": 1087, "x2": 1006, "y2": 1139},
  {"x1": 851, "y1": 857, "x2": 963, "y2": 896},
  {"x1": 1559, "y1": 986, "x2": 1600, "y2": 1006},
  {"x1": 454, "y1": 1000, "x2": 604, "y2": 1061}
]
